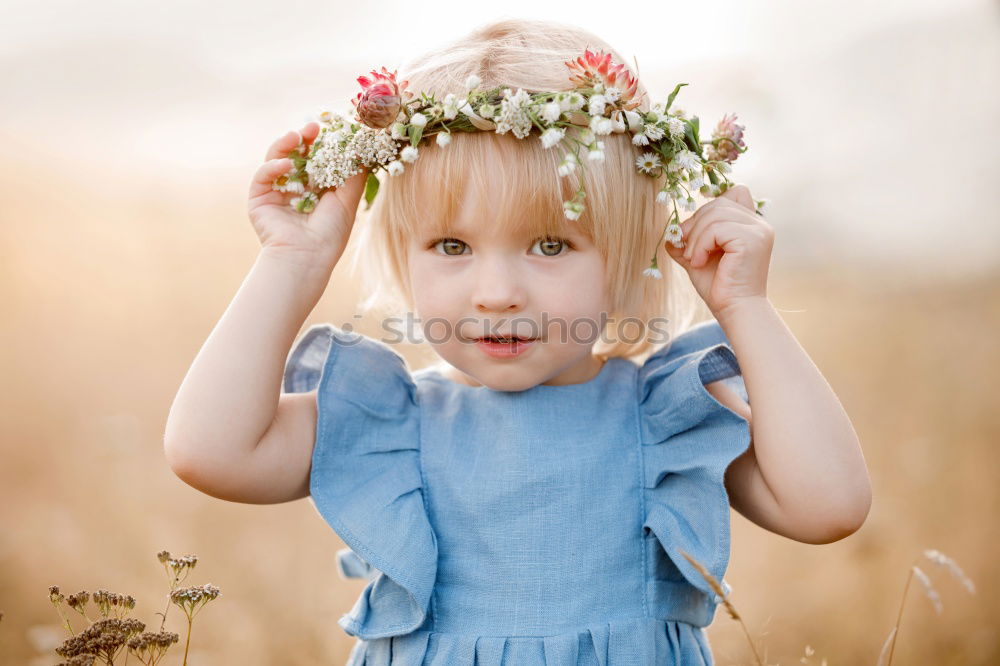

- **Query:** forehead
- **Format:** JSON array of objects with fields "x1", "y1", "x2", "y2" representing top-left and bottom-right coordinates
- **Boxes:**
[{"x1": 409, "y1": 136, "x2": 589, "y2": 240}]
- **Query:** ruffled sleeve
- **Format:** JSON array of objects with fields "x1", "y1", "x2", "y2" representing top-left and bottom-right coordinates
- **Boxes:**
[
  {"x1": 282, "y1": 323, "x2": 437, "y2": 640},
  {"x1": 638, "y1": 319, "x2": 752, "y2": 626}
]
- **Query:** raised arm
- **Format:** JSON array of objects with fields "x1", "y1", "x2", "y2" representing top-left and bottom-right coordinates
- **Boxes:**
[{"x1": 163, "y1": 123, "x2": 368, "y2": 504}]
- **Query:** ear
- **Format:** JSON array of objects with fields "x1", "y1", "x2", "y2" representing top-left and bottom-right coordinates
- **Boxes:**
[{"x1": 719, "y1": 184, "x2": 755, "y2": 213}]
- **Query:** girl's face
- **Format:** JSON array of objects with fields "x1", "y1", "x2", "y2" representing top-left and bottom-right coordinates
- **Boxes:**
[{"x1": 407, "y1": 178, "x2": 612, "y2": 392}]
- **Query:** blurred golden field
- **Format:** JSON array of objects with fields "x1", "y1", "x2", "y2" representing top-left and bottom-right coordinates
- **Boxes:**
[
  {"x1": 1, "y1": 153, "x2": 998, "y2": 663},
  {"x1": 2, "y1": 1, "x2": 999, "y2": 664}
]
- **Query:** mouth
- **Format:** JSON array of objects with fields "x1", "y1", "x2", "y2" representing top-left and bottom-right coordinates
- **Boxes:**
[
  {"x1": 476, "y1": 335, "x2": 537, "y2": 343},
  {"x1": 473, "y1": 335, "x2": 538, "y2": 358}
]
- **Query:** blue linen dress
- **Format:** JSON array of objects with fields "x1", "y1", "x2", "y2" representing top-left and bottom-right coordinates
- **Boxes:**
[{"x1": 282, "y1": 319, "x2": 752, "y2": 665}]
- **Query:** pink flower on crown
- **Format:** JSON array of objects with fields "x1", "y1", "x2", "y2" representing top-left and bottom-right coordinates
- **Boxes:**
[
  {"x1": 564, "y1": 48, "x2": 643, "y2": 111},
  {"x1": 705, "y1": 113, "x2": 746, "y2": 163},
  {"x1": 352, "y1": 66, "x2": 414, "y2": 129}
]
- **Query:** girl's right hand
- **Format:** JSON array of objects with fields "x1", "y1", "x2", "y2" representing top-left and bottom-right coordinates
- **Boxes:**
[{"x1": 247, "y1": 121, "x2": 369, "y2": 268}]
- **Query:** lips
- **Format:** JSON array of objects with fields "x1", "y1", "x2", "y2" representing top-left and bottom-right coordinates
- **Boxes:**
[{"x1": 477, "y1": 335, "x2": 536, "y2": 343}]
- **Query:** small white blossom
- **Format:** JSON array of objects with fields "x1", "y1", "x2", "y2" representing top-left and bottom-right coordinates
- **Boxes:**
[
  {"x1": 274, "y1": 178, "x2": 305, "y2": 194},
  {"x1": 557, "y1": 92, "x2": 585, "y2": 112},
  {"x1": 643, "y1": 265, "x2": 663, "y2": 279},
  {"x1": 436, "y1": 132, "x2": 452, "y2": 147},
  {"x1": 557, "y1": 154, "x2": 578, "y2": 177},
  {"x1": 540, "y1": 127, "x2": 565, "y2": 149},
  {"x1": 442, "y1": 94, "x2": 460, "y2": 120},
  {"x1": 675, "y1": 149, "x2": 700, "y2": 171},
  {"x1": 632, "y1": 132, "x2": 650, "y2": 146},
  {"x1": 643, "y1": 123, "x2": 665, "y2": 141},
  {"x1": 624, "y1": 110, "x2": 644, "y2": 132},
  {"x1": 609, "y1": 110, "x2": 627, "y2": 133},
  {"x1": 495, "y1": 88, "x2": 533, "y2": 139},
  {"x1": 666, "y1": 116, "x2": 685, "y2": 139},
  {"x1": 604, "y1": 87, "x2": 622, "y2": 102},
  {"x1": 665, "y1": 223, "x2": 684, "y2": 244},
  {"x1": 689, "y1": 174, "x2": 705, "y2": 190},
  {"x1": 635, "y1": 152, "x2": 663, "y2": 175},
  {"x1": 465, "y1": 74, "x2": 482, "y2": 92},
  {"x1": 590, "y1": 115, "x2": 613, "y2": 136},
  {"x1": 593, "y1": 82, "x2": 605, "y2": 94},
  {"x1": 656, "y1": 189, "x2": 670, "y2": 204},
  {"x1": 682, "y1": 197, "x2": 697, "y2": 212},
  {"x1": 400, "y1": 145, "x2": 419, "y2": 162},
  {"x1": 409, "y1": 113, "x2": 427, "y2": 128},
  {"x1": 391, "y1": 123, "x2": 406, "y2": 140},
  {"x1": 587, "y1": 94, "x2": 607, "y2": 116},
  {"x1": 387, "y1": 160, "x2": 405, "y2": 176},
  {"x1": 541, "y1": 102, "x2": 562, "y2": 123},
  {"x1": 577, "y1": 128, "x2": 595, "y2": 145},
  {"x1": 717, "y1": 161, "x2": 732, "y2": 173},
  {"x1": 588, "y1": 141, "x2": 606, "y2": 161},
  {"x1": 563, "y1": 200, "x2": 585, "y2": 220}
]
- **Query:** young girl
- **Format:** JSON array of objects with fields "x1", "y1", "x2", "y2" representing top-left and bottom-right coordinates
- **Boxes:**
[{"x1": 164, "y1": 18, "x2": 872, "y2": 665}]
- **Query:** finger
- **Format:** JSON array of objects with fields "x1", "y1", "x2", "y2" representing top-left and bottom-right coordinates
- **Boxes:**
[
  {"x1": 300, "y1": 121, "x2": 320, "y2": 146},
  {"x1": 249, "y1": 157, "x2": 293, "y2": 200},
  {"x1": 719, "y1": 183, "x2": 755, "y2": 212},
  {"x1": 688, "y1": 219, "x2": 745, "y2": 268},
  {"x1": 683, "y1": 206, "x2": 748, "y2": 262},
  {"x1": 265, "y1": 130, "x2": 303, "y2": 161}
]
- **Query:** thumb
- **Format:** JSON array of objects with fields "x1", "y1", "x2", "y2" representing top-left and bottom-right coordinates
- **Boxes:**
[
  {"x1": 662, "y1": 238, "x2": 692, "y2": 269},
  {"x1": 719, "y1": 183, "x2": 755, "y2": 212},
  {"x1": 312, "y1": 167, "x2": 369, "y2": 221}
]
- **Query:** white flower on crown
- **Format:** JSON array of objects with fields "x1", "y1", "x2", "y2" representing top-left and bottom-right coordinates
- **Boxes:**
[
  {"x1": 608, "y1": 111, "x2": 625, "y2": 133},
  {"x1": 400, "y1": 146, "x2": 419, "y2": 162},
  {"x1": 557, "y1": 92, "x2": 585, "y2": 112},
  {"x1": 590, "y1": 115, "x2": 613, "y2": 136},
  {"x1": 557, "y1": 153, "x2": 578, "y2": 176},
  {"x1": 563, "y1": 200, "x2": 585, "y2": 220},
  {"x1": 666, "y1": 116, "x2": 685, "y2": 139},
  {"x1": 588, "y1": 140, "x2": 606, "y2": 162},
  {"x1": 675, "y1": 148, "x2": 700, "y2": 171},
  {"x1": 656, "y1": 189, "x2": 670, "y2": 204},
  {"x1": 604, "y1": 87, "x2": 622, "y2": 103},
  {"x1": 540, "y1": 127, "x2": 565, "y2": 149},
  {"x1": 632, "y1": 132, "x2": 650, "y2": 146},
  {"x1": 495, "y1": 87, "x2": 533, "y2": 139},
  {"x1": 624, "y1": 110, "x2": 644, "y2": 133},
  {"x1": 643, "y1": 123, "x2": 665, "y2": 141},
  {"x1": 682, "y1": 197, "x2": 697, "y2": 212},
  {"x1": 436, "y1": 132, "x2": 452, "y2": 147},
  {"x1": 465, "y1": 74, "x2": 482, "y2": 92},
  {"x1": 387, "y1": 160, "x2": 405, "y2": 176},
  {"x1": 541, "y1": 102, "x2": 562, "y2": 124},
  {"x1": 635, "y1": 152, "x2": 662, "y2": 174},
  {"x1": 409, "y1": 112, "x2": 427, "y2": 128},
  {"x1": 442, "y1": 93, "x2": 460, "y2": 120},
  {"x1": 588, "y1": 94, "x2": 607, "y2": 116},
  {"x1": 390, "y1": 123, "x2": 406, "y2": 140}
]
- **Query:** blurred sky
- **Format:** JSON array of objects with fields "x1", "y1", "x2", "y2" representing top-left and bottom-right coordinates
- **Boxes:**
[{"x1": 2, "y1": 0, "x2": 999, "y2": 276}]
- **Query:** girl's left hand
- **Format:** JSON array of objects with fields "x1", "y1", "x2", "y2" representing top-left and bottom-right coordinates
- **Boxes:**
[{"x1": 663, "y1": 184, "x2": 774, "y2": 320}]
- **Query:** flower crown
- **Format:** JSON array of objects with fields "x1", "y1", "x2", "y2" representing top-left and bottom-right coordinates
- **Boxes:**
[{"x1": 272, "y1": 48, "x2": 768, "y2": 278}]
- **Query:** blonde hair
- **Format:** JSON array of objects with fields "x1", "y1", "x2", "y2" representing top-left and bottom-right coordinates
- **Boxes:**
[{"x1": 344, "y1": 17, "x2": 707, "y2": 362}]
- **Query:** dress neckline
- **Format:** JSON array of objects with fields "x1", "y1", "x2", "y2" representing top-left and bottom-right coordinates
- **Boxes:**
[{"x1": 417, "y1": 355, "x2": 619, "y2": 393}]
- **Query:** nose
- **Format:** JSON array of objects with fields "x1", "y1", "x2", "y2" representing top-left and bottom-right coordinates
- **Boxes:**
[{"x1": 472, "y1": 256, "x2": 526, "y2": 314}]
